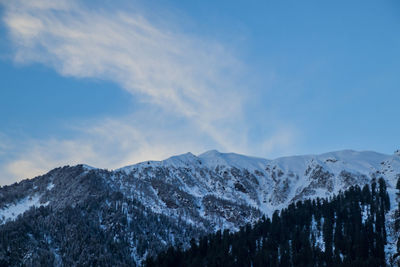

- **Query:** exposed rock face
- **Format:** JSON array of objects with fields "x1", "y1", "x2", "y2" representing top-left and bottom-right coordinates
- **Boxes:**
[{"x1": 1, "y1": 149, "x2": 400, "y2": 265}]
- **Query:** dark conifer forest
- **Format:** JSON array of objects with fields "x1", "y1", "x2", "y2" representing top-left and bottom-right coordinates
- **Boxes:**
[{"x1": 147, "y1": 178, "x2": 392, "y2": 267}]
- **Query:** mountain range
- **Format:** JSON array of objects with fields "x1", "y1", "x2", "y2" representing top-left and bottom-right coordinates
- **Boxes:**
[{"x1": 1, "y1": 149, "x2": 400, "y2": 266}]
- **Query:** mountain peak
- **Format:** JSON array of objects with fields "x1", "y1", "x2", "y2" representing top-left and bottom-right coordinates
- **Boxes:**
[
  {"x1": 163, "y1": 152, "x2": 198, "y2": 166},
  {"x1": 198, "y1": 149, "x2": 221, "y2": 157},
  {"x1": 198, "y1": 150, "x2": 269, "y2": 170}
]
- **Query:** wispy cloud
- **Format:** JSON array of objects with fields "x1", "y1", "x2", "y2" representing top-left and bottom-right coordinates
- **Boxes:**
[
  {"x1": 3, "y1": 0, "x2": 242, "y2": 124},
  {"x1": 0, "y1": 115, "x2": 213, "y2": 184},
  {"x1": 0, "y1": 0, "x2": 297, "y2": 185}
]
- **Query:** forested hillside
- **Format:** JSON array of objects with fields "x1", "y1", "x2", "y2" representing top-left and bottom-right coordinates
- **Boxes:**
[{"x1": 147, "y1": 178, "x2": 393, "y2": 266}]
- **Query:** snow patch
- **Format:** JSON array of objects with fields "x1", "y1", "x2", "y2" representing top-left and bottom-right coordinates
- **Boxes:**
[
  {"x1": 47, "y1": 182, "x2": 55, "y2": 191},
  {"x1": 81, "y1": 164, "x2": 96, "y2": 171},
  {"x1": 0, "y1": 194, "x2": 47, "y2": 224},
  {"x1": 198, "y1": 150, "x2": 269, "y2": 171}
]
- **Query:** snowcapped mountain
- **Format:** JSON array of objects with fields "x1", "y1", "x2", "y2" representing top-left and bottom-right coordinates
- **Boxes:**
[
  {"x1": 1, "y1": 149, "x2": 400, "y2": 265},
  {"x1": 117, "y1": 149, "x2": 400, "y2": 217}
]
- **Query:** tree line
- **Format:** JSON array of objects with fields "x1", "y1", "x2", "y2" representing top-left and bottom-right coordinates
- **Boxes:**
[{"x1": 146, "y1": 178, "x2": 391, "y2": 267}]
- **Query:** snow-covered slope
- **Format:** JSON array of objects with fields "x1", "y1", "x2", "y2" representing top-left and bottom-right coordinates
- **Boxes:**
[
  {"x1": 115, "y1": 149, "x2": 400, "y2": 216},
  {"x1": 198, "y1": 150, "x2": 269, "y2": 171}
]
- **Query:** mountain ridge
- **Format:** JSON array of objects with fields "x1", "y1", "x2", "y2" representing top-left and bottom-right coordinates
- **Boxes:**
[
  {"x1": 2, "y1": 149, "x2": 400, "y2": 225},
  {"x1": 1, "y1": 149, "x2": 400, "y2": 265},
  {"x1": 115, "y1": 149, "x2": 398, "y2": 172}
]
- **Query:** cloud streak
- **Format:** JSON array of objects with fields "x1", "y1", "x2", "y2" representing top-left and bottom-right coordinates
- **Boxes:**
[
  {"x1": 0, "y1": 0, "x2": 297, "y2": 185},
  {"x1": 4, "y1": 0, "x2": 242, "y2": 125},
  {"x1": 0, "y1": 115, "x2": 216, "y2": 184}
]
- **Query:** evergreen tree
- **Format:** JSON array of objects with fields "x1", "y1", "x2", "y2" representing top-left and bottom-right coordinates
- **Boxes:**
[{"x1": 149, "y1": 182, "x2": 390, "y2": 267}]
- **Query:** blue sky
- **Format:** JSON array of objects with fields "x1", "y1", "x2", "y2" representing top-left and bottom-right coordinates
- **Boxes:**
[{"x1": 0, "y1": 0, "x2": 399, "y2": 185}]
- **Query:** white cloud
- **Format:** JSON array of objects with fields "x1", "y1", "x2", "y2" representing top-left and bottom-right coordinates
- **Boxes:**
[
  {"x1": 0, "y1": 115, "x2": 297, "y2": 185},
  {"x1": 3, "y1": 0, "x2": 242, "y2": 123},
  {"x1": 1, "y1": 115, "x2": 211, "y2": 184},
  {"x1": 0, "y1": 0, "x2": 298, "y2": 185}
]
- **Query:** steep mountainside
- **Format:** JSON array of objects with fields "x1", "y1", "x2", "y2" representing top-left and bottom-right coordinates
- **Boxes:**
[
  {"x1": 1, "y1": 149, "x2": 400, "y2": 265},
  {"x1": 149, "y1": 179, "x2": 392, "y2": 266}
]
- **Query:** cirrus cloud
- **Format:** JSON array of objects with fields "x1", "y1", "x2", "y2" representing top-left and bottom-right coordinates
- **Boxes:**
[{"x1": 0, "y1": 0, "x2": 297, "y2": 185}]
